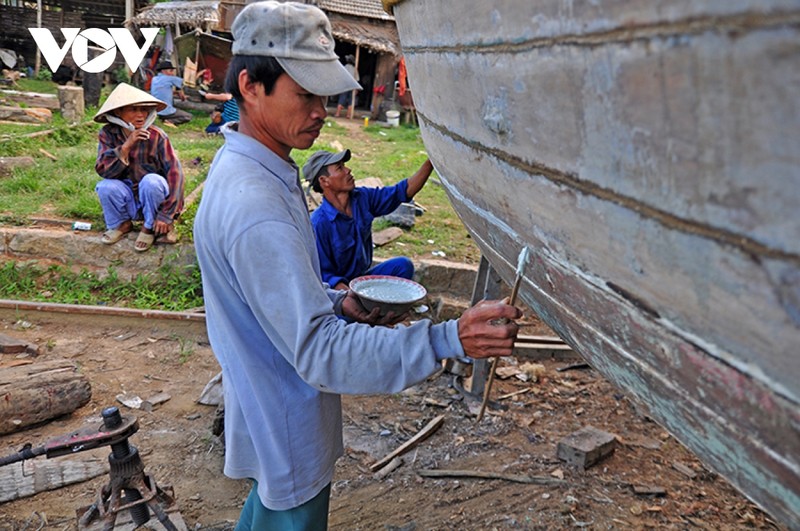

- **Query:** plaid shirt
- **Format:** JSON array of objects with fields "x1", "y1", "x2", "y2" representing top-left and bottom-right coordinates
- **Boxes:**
[{"x1": 95, "y1": 124, "x2": 185, "y2": 224}]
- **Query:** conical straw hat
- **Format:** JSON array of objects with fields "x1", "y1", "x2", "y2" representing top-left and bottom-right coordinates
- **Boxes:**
[{"x1": 94, "y1": 83, "x2": 167, "y2": 123}]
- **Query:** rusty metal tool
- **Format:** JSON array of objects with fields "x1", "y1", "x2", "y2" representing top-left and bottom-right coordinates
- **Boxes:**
[
  {"x1": 476, "y1": 247, "x2": 529, "y2": 422},
  {"x1": 0, "y1": 406, "x2": 179, "y2": 531}
]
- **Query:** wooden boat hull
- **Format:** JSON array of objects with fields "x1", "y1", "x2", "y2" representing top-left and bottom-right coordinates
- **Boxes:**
[{"x1": 388, "y1": 0, "x2": 800, "y2": 526}]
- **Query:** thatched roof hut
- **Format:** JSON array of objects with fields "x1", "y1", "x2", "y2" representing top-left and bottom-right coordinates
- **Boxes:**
[{"x1": 132, "y1": 0, "x2": 244, "y2": 33}]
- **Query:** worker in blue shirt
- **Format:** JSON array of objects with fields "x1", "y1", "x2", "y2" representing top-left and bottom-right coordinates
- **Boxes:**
[
  {"x1": 149, "y1": 61, "x2": 192, "y2": 125},
  {"x1": 304, "y1": 149, "x2": 433, "y2": 289}
]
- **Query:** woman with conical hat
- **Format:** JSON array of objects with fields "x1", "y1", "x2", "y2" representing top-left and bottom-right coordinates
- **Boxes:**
[{"x1": 94, "y1": 83, "x2": 185, "y2": 251}]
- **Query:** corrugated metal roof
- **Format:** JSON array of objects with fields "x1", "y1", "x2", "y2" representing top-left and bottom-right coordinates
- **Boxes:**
[{"x1": 317, "y1": 0, "x2": 394, "y2": 21}]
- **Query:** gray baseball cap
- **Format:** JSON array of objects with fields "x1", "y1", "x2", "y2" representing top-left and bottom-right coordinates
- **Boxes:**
[
  {"x1": 231, "y1": 1, "x2": 361, "y2": 97},
  {"x1": 303, "y1": 149, "x2": 351, "y2": 190}
]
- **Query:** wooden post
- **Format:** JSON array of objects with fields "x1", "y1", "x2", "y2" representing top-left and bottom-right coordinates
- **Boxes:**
[
  {"x1": 35, "y1": 0, "x2": 42, "y2": 77},
  {"x1": 348, "y1": 46, "x2": 361, "y2": 120}
]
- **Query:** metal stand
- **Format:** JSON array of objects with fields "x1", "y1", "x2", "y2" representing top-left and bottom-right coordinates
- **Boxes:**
[
  {"x1": 79, "y1": 407, "x2": 179, "y2": 531},
  {"x1": 449, "y1": 255, "x2": 506, "y2": 400}
]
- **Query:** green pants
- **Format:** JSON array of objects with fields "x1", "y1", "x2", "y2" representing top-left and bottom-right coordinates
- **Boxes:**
[{"x1": 234, "y1": 481, "x2": 331, "y2": 531}]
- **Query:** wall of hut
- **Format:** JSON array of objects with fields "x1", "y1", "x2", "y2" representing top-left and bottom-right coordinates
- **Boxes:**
[{"x1": 0, "y1": 5, "x2": 83, "y2": 66}]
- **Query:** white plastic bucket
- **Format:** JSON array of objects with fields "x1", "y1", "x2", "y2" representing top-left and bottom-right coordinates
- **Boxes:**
[{"x1": 386, "y1": 110, "x2": 400, "y2": 127}]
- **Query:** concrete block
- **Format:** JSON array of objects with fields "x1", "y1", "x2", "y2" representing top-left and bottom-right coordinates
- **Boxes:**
[{"x1": 557, "y1": 425, "x2": 617, "y2": 469}]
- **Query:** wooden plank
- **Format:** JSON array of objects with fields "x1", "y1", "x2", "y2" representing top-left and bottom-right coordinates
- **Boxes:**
[
  {"x1": 0, "y1": 455, "x2": 107, "y2": 503},
  {"x1": 417, "y1": 468, "x2": 565, "y2": 486},
  {"x1": 370, "y1": 414, "x2": 445, "y2": 471},
  {"x1": 422, "y1": 126, "x2": 798, "y2": 400},
  {"x1": 398, "y1": 2, "x2": 799, "y2": 255}
]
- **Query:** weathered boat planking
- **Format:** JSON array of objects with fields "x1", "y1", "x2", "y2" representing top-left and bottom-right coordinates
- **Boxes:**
[{"x1": 385, "y1": 0, "x2": 800, "y2": 526}]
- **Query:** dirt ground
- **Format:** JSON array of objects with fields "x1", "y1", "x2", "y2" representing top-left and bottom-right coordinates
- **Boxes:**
[{"x1": 0, "y1": 304, "x2": 784, "y2": 531}]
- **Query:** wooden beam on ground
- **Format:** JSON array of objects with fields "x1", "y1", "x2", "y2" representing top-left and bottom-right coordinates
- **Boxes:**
[
  {"x1": 417, "y1": 468, "x2": 565, "y2": 486},
  {"x1": 0, "y1": 359, "x2": 92, "y2": 435},
  {"x1": 0, "y1": 105, "x2": 52, "y2": 123}
]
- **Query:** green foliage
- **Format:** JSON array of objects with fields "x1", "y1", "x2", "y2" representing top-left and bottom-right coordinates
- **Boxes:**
[
  {"x1": 35, "y1": 67, "x2": 53, "y2": 82},
  {"x1": 113, "y1": 66, "x2": 131, "y2": 84}
]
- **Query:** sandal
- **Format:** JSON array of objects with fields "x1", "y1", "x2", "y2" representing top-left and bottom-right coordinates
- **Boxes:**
[
  {"x1": 134, "y1": 230, "x2": 155, "y2": 252},
  {"x1": 159, "y1": 227, "x2": 179, "y2": 245},
  {"x1": 101, "y1": 221, "x2": 132, "y2": 245}
]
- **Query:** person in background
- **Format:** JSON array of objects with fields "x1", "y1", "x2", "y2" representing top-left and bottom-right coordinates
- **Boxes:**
[
  {"x1": 335, "y1": 54, "x2": 359, "y2": 118},
  {"x1": 304, "y1": 149, "x2": 433, "y2": 290},
  {"x1": 150, "y1": 61, "x2": 192, "y2": 125},
  {"x1": 199, "y1": 89, "x2": 240, "y2": 134},
  {"x1": 94, "y1": 83, "x2": 184, "y2": 252},
  {"x1": 192, "y1": 2, "x2": 520, "y2": 529}
]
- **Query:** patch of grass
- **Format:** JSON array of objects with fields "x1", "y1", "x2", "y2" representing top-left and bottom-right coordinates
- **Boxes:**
[
  {"x1": 0, "y1": 260, "x2": 204, "y2": 311},
  {"x1": 1, "y1": 80, "x2": 480, "y2": 297},
  {"x1": 17, "y1": 78, "x2": 58, "y2": 94}
]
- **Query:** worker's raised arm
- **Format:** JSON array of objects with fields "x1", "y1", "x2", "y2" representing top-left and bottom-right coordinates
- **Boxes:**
[{"x1": 406, "y1": 158, "x2": 434, "y2": 199}]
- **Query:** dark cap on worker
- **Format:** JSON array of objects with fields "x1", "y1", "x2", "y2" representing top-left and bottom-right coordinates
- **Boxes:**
[
  {"x1": 156, "y1": 60, "x2": 175, "y2": 71},
  {"x1": 230, "y1": 1, "x2": 361, "y2": 96},
  {"x1": 303, "y1": 149, "x2": 351, "y2": 192}
]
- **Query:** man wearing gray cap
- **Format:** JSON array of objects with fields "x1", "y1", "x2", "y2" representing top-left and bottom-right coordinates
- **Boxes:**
[{"x1": 193, "y1": 2, "x2": 521, "y2": 529}]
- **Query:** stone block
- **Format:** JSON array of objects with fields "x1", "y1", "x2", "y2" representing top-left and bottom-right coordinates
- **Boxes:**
[{"x1": 557, "y1": 425, "x2": 617, "y2": 469}]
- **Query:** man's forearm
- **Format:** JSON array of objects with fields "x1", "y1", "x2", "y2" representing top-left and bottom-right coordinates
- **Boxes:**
[{"x1": 406, "y1": 159, "x2": 433, "y2": 198}]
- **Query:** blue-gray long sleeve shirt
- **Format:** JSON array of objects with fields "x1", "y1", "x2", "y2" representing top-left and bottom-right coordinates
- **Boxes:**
[{"x1": 193, "y1": 125, "x2": 465, "y2": 511}]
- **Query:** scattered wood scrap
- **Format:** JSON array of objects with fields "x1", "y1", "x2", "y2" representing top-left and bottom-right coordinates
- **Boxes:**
[
  {"x1": 632, "y1": 485, "x2": 667, "y2": 497},
  {"x1": 0, "y1": 359, "x2": 92, "y2": 435},
  {"x1": 417, "y1": 468, "x2": 565, "y2": 486},
  {"x1": 0, "y1": 455, "x2": 107, "y2": 503},
  {"x1": 370, "y1": 415, "x2": 444, "y2": 472},
  {"x1": 0, "y1": 332, "x2": 38, "y2": 355},
  {"x1": 38, "y1": 148, "x2": 58, "y2": 161},
  {"x1": 373, "y1": 456, "x2": 404, "y2": 480},
  {"x1": 672, "y1": 461, "x2": 697, "y2": 479}
]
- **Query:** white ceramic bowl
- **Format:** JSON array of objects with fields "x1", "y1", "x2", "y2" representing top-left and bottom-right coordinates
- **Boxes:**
[{"x1": 350, "y1": 275, "x2": 427, "y2": 315}]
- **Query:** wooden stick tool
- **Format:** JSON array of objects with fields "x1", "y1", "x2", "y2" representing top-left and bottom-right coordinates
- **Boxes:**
[{"x1": 476, "y1": 246, "x2": 529, "y2": 422}]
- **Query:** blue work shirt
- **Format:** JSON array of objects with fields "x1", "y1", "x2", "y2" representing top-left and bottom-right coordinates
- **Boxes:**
[
  {"x1": 311, "y1": 181, "x2": 409, "y2": 287},
  {"x1": 150, "y1": 73, "x2": 183, "y2": 115}
]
